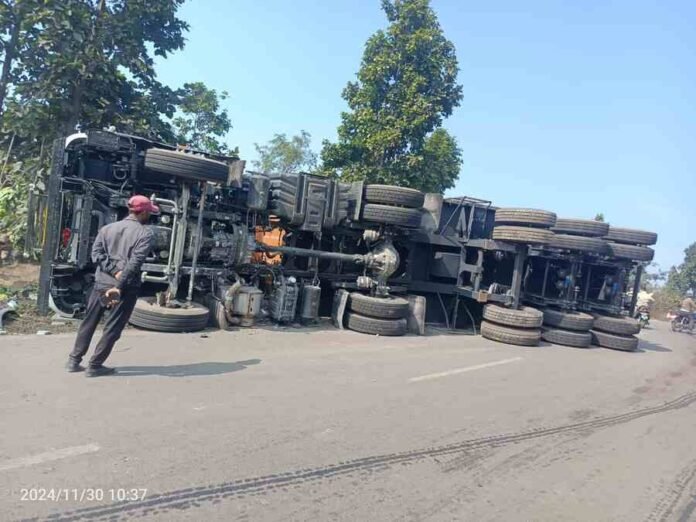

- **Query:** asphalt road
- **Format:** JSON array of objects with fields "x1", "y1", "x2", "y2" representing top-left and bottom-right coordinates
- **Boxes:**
[{"x1": 2, "y1": 319, "x2": 696, "y2": 521}]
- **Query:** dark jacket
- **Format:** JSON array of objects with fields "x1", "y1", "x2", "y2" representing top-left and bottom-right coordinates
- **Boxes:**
[{"x1": 91, "y1": 216, "x2": 153, "y2": 290}]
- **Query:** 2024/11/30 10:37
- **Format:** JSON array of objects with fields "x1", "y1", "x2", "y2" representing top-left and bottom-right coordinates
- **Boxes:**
[{"x1": 19, "y1": 488, "x2": 147, "y2": 502}]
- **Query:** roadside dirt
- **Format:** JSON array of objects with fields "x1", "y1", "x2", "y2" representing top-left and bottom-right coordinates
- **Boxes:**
[
  {"x1": 0, "y1": 263, "x2": 78, "y2": 335},
  {"x1": 0, "y1": 262, "x2": 39, "y2": 287}
]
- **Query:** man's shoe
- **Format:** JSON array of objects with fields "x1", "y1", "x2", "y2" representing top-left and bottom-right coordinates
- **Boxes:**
[
  {"x1": 85, "y1": 366, "x2": 117, "y2": 377},
  {"x1": 66, "y1": 360, "x2": 85, "y2": 373}
]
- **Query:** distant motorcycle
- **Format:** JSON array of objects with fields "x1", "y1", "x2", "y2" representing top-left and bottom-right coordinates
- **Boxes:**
[
  {"x1": 635, "y1": 306, "x2": 650, "y2": 329},
  {"x1": 671, "y1": 310, "x2": 695, "y2": 333}
]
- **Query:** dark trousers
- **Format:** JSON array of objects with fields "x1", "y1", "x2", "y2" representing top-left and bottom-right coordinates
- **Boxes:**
[{"x1": 69, "y1": 287, "x2": 138, "y2": 367}]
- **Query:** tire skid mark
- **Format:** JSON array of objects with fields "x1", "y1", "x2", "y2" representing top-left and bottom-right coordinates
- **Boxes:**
[
  {"x1": 26, "y1": 391, "x2": 696, "y2": 522},
  {"x1": 646, "y1": 458, "x2": 696, "y2": 522}
]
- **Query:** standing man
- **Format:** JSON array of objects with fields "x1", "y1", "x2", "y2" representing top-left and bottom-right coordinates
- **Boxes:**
[{"x1": 66, "y1": 195, "x2": 157, "y2": 377}]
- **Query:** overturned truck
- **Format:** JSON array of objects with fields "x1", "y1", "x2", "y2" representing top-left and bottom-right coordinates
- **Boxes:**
[{"x1": 30, "y1": 130, "x2": 656, "y2": 351}]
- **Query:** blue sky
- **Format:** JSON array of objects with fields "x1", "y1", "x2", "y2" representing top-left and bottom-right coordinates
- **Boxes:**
[{"x1": 154, "y1": 0, "x2": 695, "y2": 272}]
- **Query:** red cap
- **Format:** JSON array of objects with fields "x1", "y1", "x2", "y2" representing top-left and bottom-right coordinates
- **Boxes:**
[{"x1": 127, "y1": 195, "x2": 160, "y2": 214}]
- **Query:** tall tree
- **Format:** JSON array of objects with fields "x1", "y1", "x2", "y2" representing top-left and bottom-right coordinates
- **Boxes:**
[
  {"x1": 1, "y1": 0, "x2": 188, "y2": 142},
  {"x1": 321, "y1": 0, "x2": 463, "y2": 192},
  {"x1": 666, "y1": 242, "x2": 696, "y2": 296},
  {"x1": 0, "y1": 0, "x2": 37, "y2": 118},
  {"x1": 171, "y1": 82, "x2": 232, "y2": 154},
  {"x1": 253, "y1": 130, "x2": 317, "y2": 174}
]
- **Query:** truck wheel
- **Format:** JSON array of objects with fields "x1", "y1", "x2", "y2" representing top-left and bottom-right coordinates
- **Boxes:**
[
  {"x1": 591, "y1": 330, "x2": 639, "y2": 352},
  {"x1": 492, "y1": 226, "x2": 552, "y2": 245},
  {"x1": 606, "y1": 243, "x2": 655, "y2": 262},
  {"x1": 129, "y1": 297, "x2": 210, "y2": 332},
  {"x1": 346, "y1": 312, "x2": 407, "y2": 336},
  {"x1": 144, "y1": 148, "x2": 229, "y2": 183},
  {"x1": 551, "y1": 218, "x2": 609, "y2": 237},
  {"x1": 482, "y1": 304, "x2": 543, "y2": 328},
  {"x1": 542, "y1": 309, "x2": 594, "y2": 331},
  {"x1": 548, "y1": 234, "x2": 608, "y2": 254},
  {"x1": 494, "y1": 208, "x2": 557, "y2": 228},
  {"x1": 364, "y1": 185, "x2": 425, "y2": 208},
  {"x1": 592, "y1": 314, "x2": 641, "y2": 336},
  {"x1": 541, "y1": 327, "x2": 592, "y2": 348},
  {"x1": 604, "y1": 227, "x2": 657, "y2": 246},
  {"x1": 349, "y1": 293, "x2": 409, "y2": 319},
  {"x1": 480, "y1": 321, "x2": 541, "y2": 346},
  {"x1": 361, "y1": 204, "x2": 422, "y2": 228}
]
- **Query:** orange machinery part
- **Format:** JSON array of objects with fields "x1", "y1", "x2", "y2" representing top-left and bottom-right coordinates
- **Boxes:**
[{"x1": 252, "y1": 218, "x2": 285, "y2": 265}]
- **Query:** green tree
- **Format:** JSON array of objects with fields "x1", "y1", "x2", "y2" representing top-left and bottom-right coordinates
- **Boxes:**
[
  {"x1": 1, "y1": 0, "x2": 188, "y2": 143},
  {"x1": 253, "y1": 130, "x2": 317, "y2": 174},
  {"x1": 666, "y1": 243, "x2": 696, "y2": 296},
  {"x1": 0, "y1": 1, "x2": 238, "y2": 248},
  {"x1": 0, "y1": 0, "x2": 40, "y2": 118},
  {"x1": 171, "y1": 82, "x2": 232, "y2": 154},
  {"x1": 321, "y1": 0, "x2": 463, "y2": 193},
  {"x1": 594, "y1": 213, "x2": 605, "y2": 222}
]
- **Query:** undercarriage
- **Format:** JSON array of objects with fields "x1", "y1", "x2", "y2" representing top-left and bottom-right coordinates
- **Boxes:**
[{"x1": 29, "y1": 130, "x2": 656, "y2": 347}]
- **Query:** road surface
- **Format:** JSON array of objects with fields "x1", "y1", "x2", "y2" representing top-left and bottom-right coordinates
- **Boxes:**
[{"x1": 1, "y1": 320, "x2": 695, "y2": 521}]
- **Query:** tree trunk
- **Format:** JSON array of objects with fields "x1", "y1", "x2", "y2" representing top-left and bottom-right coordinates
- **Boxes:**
[
  {"x1": 63, "y1": 0, "x2": 107, "y2": 134},
  {"x1": 0, "y1": 10, "x2": 23, "y2": 119}
]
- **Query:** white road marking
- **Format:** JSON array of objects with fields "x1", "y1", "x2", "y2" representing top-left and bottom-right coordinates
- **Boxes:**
[
  {"x1": 0, "y1": 444, "x2": 100, "y2": 472},
  {"x1": 409, "y1": 357, "x2": 523, "y2": 382}
]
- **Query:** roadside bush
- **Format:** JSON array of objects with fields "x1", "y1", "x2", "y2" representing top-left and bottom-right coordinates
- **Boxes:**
[
  {"x1": 0, "y1": 155, "x2": 45, "y2": 251},
  {"x1": 651, "y1": 287, "x2": 681, "y2": 319}
]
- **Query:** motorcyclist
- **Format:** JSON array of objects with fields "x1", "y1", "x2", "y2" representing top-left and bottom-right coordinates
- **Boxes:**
[
  {"x1": 680, "y1": 291, "x2": 695, "y2": 330},
  {"x1": 635, "y1": 290, "x2": 653, "y2": 325}
]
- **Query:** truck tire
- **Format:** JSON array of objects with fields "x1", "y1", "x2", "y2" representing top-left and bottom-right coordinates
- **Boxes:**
[
  {"x1": 483, "y1": 304, "x2": 543, "y2": 328},
  {"x1": 129, "y1": 297, "x2": 209, "y2": 333},
  {"x1": 542, "y1": 309, "x2": 594, "y2": 331},
  {"x1": 591, "y1": 330, "x2": 639, "y2": 352},
  {"x1": 541, "y1": 327, "x2": 592, "y2": 348},
  {"x1": 480, "y1": 321, "x2": 541, "y2": 346},
  {"x1": 361, "y1": 204, "x2": 422, "y2": 228},
  {"x1": 551, "y1": 218, "x2": 609, "y2": 237},
  {"x1": 346, "y1": 312, "x2": 407, "y2": 336},
  {"x1": 349, "y1": 293, "x2": 409, "y2": 319},
  {"x1": 604, "y1": 227, "x2": 657, "y2": 246},
  {"x1": 492, "y1": 226, "x2": 553, "y2": 245},
  {"x1": 365, "y1": 185, "x2": 424, "y2": 208},
  {"x1": 144, "y1": 148, "x2": 229, "y2": 183},
  {"x1": 548, "y1": 234, "x2": 608, "y2": 254},
  {"x1": 592, "y1": 314, "x2": 641, "y2": 336},
  {"x1": 606, "y1": 243, "x2": 655, "y2": 262},
  {"x1": 494, "y1": 208, "x2": 557, "y2": 228}
]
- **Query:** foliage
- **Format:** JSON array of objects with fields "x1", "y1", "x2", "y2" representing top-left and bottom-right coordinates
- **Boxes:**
[
  {"x1": 594, "y1": 213, "x2": 605, "y2": 222},
  {"x1": 320, "y1": 0, "x2": 463, "y2": 192},
  {"x1": 172, "y1": 82, "x2": 232, "y2": 154},
  {"x1": 0, "y1": 1, "x2": 237, "y2": 250},
  {"x1": 0, "y1": 153, "x2": 46, "y2": 247},
  {"x1": 253, "y1": 130, "x2": 317, "y2": 174},
  {"x1": 642, "y1": 263, "x2": 667, "y2": 291},
  {"x1": 1, "y1": 0, "x2": 188, "y2": 143},
  {"x1": 666, "y1": 242, "x2": 696, "y2": 296},
  {"x1": 650, "y1": 287, "x2": 682, "y2": 318}
]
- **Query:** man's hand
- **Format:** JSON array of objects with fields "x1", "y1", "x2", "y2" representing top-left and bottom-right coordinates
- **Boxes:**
[
  {"x1": 104, "y1": 287, "x2": 121, "y2": 308},
  {"x1": 115, "y1": 271, "x2": 122, "y2": 280}
]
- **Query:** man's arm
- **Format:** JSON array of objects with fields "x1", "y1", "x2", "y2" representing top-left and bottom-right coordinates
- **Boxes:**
[
  {"x1": 91, "y1": 228, "x2": 120, "y2": 276},
  {"x1": 116, "y1": 229, "x2": 153, "y2": 289}
]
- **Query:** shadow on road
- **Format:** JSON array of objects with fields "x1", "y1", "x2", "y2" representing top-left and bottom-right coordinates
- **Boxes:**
[
  {"x1": 114, "y1": 359, "x2": 261, "y2": 377},
  {"x1": 637, "y1": 340, "x2": 672, "y2": 353}
]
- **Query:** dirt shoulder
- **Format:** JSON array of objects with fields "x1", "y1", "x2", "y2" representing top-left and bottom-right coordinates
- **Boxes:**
[{"x1": 0, "y1": 263, "x2": 78, "y2": 335}]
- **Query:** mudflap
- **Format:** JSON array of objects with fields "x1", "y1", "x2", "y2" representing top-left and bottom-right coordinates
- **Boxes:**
[
  {"x1": 332, "y1": 289, "x2": 350, "y2": 329},
  {"x1": 406, "y1": 294, "x2": 426, "y2": 335}
]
